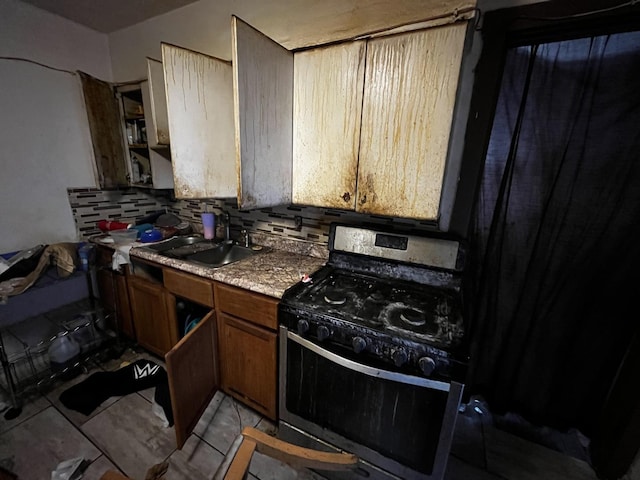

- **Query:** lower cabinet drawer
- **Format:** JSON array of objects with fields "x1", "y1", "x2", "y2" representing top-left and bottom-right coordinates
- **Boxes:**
[
  {"x1": 215, "y1": 282, "x2": 278, "y2": 330},
  {"x1": 218, "y1": 313, "x2": 277, "y2": 420},
  {"x1": 164, "y1": 268, "x2": 214, "y2": 308}
]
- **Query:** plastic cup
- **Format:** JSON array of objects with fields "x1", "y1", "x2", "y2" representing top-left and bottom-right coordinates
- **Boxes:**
[{"x1": 202, "y1": 213, "x2": 215, "y2": 240}]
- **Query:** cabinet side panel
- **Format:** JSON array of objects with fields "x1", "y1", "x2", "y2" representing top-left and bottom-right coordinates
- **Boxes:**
[
  {"x1": 292, "y1": 42, "x2": 365, "y2": 209},
  {"x1": 358, "y1": 23, "x2": 467, "y2": 220},
  {"x1": 162, "y1": 44, "x2": 236, "y2": 199},
  {"x1": 232, "y1": 16, "x2": 293, "y2": 209},
  {"x1": 146, "y1": 58, "x2": 171, "y2": 146}
]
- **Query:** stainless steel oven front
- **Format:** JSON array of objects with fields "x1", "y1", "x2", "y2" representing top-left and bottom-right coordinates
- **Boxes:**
[{"x1": 278, "y1": 327, "x2": 464, "y2": 480}]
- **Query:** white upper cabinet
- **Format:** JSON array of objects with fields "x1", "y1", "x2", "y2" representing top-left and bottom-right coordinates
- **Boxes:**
[
  {"x1": 230, "y1": 16, "x2": 469, "y2": 220},
  {"x1": 145, "y1": 58, "x2": 170, "y2": 147},
  {"x1": 232, "y1": 16, "x2": 293, "y2": 210},
  {"x1": 357, "y1": 24, "x2": 467, "y2": 220},
  {"x1": 292, "y1": 41, "x2": 366, "y2": 209},
  {"x1": 162, "y1": 43, "x2": 236, "y2": 199}
]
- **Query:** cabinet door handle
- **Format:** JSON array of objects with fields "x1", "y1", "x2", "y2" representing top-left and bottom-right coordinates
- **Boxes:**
[
  {"x1": 342, "y1": 192, "x2": 351, "y2": 203},
  {"x1": 359, "y1": 194, "x2": 367, "y2": 205}
]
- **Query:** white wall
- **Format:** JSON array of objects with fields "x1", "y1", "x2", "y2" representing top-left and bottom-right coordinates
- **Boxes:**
[
  {"x1": 0, "y1": 0, "x2": 112, "y2": 80},
  {"x1": 0, "y1": 0, "x2": 112, "y2": 253}
]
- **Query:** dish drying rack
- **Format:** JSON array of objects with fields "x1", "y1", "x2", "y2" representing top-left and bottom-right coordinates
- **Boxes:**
[{"x1": 0, "y1": 256, "x2": 119, "y2": 420}]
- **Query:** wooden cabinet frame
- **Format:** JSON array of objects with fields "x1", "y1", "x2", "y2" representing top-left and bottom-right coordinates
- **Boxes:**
[{"x1": 214, "y1": 281, "x2": 279, "y2": 420}]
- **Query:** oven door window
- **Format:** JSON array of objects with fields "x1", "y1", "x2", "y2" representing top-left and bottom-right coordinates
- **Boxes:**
[{"x1": 285, "y1": 338, "x2": 449, "y2": 475}]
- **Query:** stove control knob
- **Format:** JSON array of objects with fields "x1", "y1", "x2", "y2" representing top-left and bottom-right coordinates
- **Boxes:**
[
  {"x1": 317, "y1": 325, "x2": 331, "y2": 341},
  {"x1": 392, "y1": 348, "x2": 408, "y2": 367},
  {"x1": 419, "y1": 356, "x2": 437, "y2": 377},
  {"x1": 352, "y1": 337, "x2": 366, "y2": 354},
  {"x1": 297, "y1": 319, "x2": 309, "y2": 335}
]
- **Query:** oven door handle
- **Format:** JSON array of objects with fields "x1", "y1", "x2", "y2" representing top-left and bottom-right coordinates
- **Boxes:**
[{"x1": 286, "y1": 331, "x2": 451, "y2": 392}]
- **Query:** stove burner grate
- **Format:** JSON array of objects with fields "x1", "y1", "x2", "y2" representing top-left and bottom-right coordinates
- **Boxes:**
[
  {"x1": 399, "y1": 308, "x2": 427, "y2": 326},
  {"x1": 323, "y1": 289, "x2": 347, "y2": 305}
]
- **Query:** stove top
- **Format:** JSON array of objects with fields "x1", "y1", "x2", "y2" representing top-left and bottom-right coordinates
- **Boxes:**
[
  {"x1": 285, "y1": 267, "x2": 464, "y2": 348},
  {"x1": 279, "y1": 224, "x2": 467, "y2": 379}
]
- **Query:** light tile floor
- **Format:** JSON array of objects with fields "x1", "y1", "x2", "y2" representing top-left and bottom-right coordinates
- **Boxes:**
[{"x1": 0, "y1": 345, "x2": 600, "y2": 480}]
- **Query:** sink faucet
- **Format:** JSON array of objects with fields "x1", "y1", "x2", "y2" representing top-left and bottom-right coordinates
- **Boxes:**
[
  {"x1": 241, "y1": 229, "x2": 250, "y2": 247},
  {"x1": 221, "y1": 210, "x2": 231, "y2": 243}
]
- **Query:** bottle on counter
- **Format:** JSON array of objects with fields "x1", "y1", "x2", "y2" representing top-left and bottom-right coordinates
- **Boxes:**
[{"x1": 97, "y1": 220, "x2": 131, "y2": 232}]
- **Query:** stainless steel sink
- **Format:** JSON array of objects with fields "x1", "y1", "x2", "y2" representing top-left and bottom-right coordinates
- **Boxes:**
[
  {"x1": 185, "y1": 242, "x2": 260, "y2": 268},
  {"x1": 144, "y1": 236, "x2": 265, "y2": 267},
  {"x1": 145, "y1": 235, "x2": 214, "y2": 258}
]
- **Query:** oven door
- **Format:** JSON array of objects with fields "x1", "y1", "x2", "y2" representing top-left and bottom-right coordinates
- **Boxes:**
[{"x1": 279, "y1": 327, "x2": 463, "y2": 480}]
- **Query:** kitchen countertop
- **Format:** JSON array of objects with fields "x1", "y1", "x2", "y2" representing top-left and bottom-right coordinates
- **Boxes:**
[{"x1": 92, "y1": 233, "x2": 327, "y2": 299}]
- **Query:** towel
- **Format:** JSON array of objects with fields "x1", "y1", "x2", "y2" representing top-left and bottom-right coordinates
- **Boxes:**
[{"x1": 112, "y1": 244, "x2": 133, "y2": 272}]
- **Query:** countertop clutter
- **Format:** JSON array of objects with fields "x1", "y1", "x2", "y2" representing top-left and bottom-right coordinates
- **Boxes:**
[{"x1": 91, "y1": 231, "x2": 327, "y2": 299}]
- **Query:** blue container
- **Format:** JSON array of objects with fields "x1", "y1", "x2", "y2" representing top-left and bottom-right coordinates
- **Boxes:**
[{"x1": 78, "y1": 243, "x2": 95, "y2": 271}]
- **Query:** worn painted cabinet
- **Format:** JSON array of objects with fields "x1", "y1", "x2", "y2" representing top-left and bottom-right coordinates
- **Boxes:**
[
  {"x1": 80, "y1": 72, "x2": 173, "y2": 190},
  {"x1": 233, "y1": 16, "x2": 469, "y2": 221},
  {"x1": 162, "y1": 43, "x2": 236, "y2": 199},
  {"x1": 232, "y1": 16, "x2": 293, "y2": 210},
  {"x1": 119, "y1": 82, "x2": 174, "y2": 190},
  {"x1": 139, "y1": 79, "x2": 174, "y2": 189},
  {"x1": 79, "y1": 72, "x2": 129, "y2": 188},
  {"x1": 292, "y1": 41, "x2": 366, "y2": 209},
  {"x1": 357, "y1": 24, "x2": 467, "y2": 219},
  {"x1": 294, "y1": 24, "x2": 467, "y2": 220},
  {"x1": 145, "y1": 58, "x2": 170, "y2": 147}
]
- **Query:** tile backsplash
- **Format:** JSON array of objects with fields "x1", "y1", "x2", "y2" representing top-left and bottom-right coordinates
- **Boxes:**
[{"x1": 68, "y1": 187, "x2": 438, "y2": 245}]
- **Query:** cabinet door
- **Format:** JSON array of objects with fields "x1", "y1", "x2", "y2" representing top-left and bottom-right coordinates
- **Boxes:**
[
  {"x1": 166, "y1": 309, "x2": 219, "y2": 449},
  {"x1": 358, "y1": 23, "x2": 467, "y2": 220},
  {"x1": 145, "y1": 58, "x2": 170, "y2": 146},
  {"x1": 218, "y1": 313, "x2": 277, "y2": 420},
  {"x1": 79, "y1": 72, "x2": 128, "y2": 188},
  {"x1": 162, "y1": 43, "x2": 236, "y2": 199},
  {"x1": 292, "y1": 42, "x2": 365, "y2": 209},
  {"x1": 232, "y1": 16, "x2": 293, "y2": 209},
  {"x1": 127, "y1": 275, "x2": 176, "y2": 356}
]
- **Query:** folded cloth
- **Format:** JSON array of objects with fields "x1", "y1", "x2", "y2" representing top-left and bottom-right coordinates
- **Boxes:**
[
  {"x1": 112, "y1": 245, "x2": 133, "y2": 272},
  {"x1": 59, "y1": 359, "x2": 173, "y2": 425},
  {"x1": 0, "y1": 243, "x2": 78, "y2": 297}
]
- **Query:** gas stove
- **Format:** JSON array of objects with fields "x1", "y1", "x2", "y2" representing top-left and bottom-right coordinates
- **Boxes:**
[{"x1": 279, "y1": 224, "x2": 467, "y2": 382}]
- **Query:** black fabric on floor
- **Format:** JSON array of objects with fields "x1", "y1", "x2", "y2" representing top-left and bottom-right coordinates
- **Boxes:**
[{"x1": 59, "y1": 359, "x2": 173, "y2": 425}]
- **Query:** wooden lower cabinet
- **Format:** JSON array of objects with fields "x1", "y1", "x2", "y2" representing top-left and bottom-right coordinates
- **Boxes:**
[
  {"x1": 95, "y1": 246, "x2": 134, "y2": 339},
  {"x1": 125, "y1": 259, "x2": 280, "y2": 448},
  {"x1": 215, "y1": 282, "x2": 279, "y2": 420},
  {"x1": 127, "y1": 261, "x2": 219, "y2": 450},
  {"x1": 218, "y1": 313, "x2": 277, "y2": 419},
  {"x1": 127, "y1": 275, "x2": 177, "y2": 356}
]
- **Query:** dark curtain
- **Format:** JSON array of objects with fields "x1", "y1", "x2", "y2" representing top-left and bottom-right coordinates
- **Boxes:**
[{"x1": 467, "y1": 31, "x2": 640, "y2": 436}]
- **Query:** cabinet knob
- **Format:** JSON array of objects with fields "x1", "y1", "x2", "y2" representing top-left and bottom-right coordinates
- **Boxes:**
[
  {"x1": 360, "y1": 194, "x2": 367, "y2": 205},
  {"x1": 342, "y1": 192, "x2": 351, "y2": 203}
]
